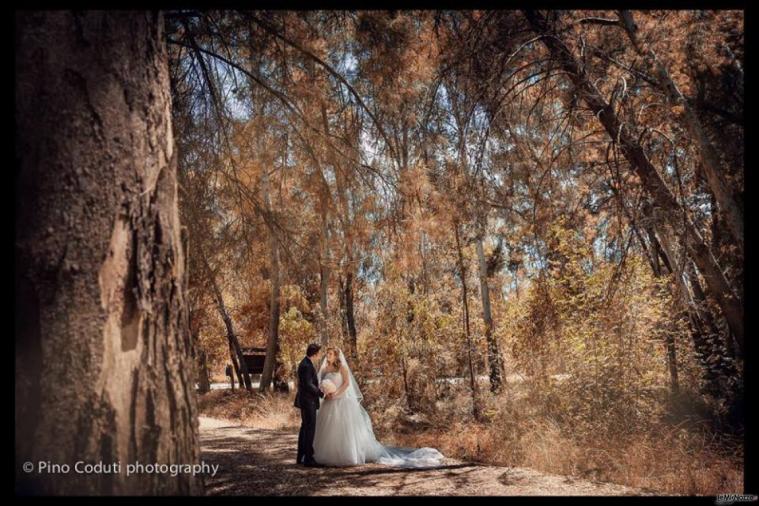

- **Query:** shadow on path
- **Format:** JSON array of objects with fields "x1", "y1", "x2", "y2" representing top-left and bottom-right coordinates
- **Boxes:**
[{"x1": 198, "y1": 416, "x2": 650, "y2": 496}]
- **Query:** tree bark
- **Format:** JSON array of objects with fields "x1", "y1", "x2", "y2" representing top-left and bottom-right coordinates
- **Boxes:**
[
  {"x1": 643, "y1": 205, "x2": 736, "y2": 397},
  {"x1": 454, "y1": 223, "x2": 480, "y2": 420},
  {"x1": 15, "y1": 11, "x2": 201, "y2": 494},
  {"x1": 201, "y1": 249, "x2": 252, "y2": 390},
  {"x1": 476, "y1": 235, "x2": 505, "y2": 393},
  {"x1": 321, "y1": 99, "x2": 358, "y2": 358},
  {"x1": 525, "y1": 10, "x2": 743, "y2": 355},
  {"x1": 646, "y1": 229, "x2": 680, "y2": 394},
  {"x1": 259, "y1": 164, "x2": 281, "y2": 392},
  {"x1": 344, "y1": 272, "x2": 358, "y2": 363},
  {"x1": 227, "y1": 338, "x2": 241, "y2": 389},
  {"x1": 683, "y1": 261, "x2": 739, "y2": 386},
  {"x1": 319, "y1": 214, "x2": 330, "y2": 345},
  {"x1": 259, "y1": 235, "x2": 281, "y2": 392},
  {"x1": 197, "y1": 345, "x2": 211, "y2": 394}
]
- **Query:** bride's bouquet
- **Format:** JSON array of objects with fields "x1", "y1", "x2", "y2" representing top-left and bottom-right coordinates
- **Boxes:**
[{"x1": 320, "y1": 379, "x2": 337, "y2": 395}]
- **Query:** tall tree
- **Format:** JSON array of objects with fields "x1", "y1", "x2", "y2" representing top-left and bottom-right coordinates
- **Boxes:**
[
  {"x1": 476, "y1": 231, "x2": 505, "y2": 393},
  {"x1": 15, "y1": 11, "x2": 201, "y2": 494},
  {"x1": 619, "y1": 10, "x2": 743, "y2": 252},
  {"x1": 525, "y1": 10, "x2": 744, "y2": 356},
  {"x1": 454, "y1": 222, "x2": 481, "y2": 421}
]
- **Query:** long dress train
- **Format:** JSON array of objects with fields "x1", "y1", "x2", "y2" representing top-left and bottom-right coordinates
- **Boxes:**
[{"x1": 313, "y1": 371, "x2": 444, "y2": 467}]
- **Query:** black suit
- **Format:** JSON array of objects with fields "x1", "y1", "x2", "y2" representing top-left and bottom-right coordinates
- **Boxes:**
[{"x1": 294, "y1": 356, "x2": 324, "y2": 464}]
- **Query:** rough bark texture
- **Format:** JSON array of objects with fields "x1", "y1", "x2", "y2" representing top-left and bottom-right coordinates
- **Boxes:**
[
  {"x1": 643, "y1": 205, "x2": 737, "y2": 399},
  {"x1": 15, "y1": 11, "x2": 202, "y2": 495}
]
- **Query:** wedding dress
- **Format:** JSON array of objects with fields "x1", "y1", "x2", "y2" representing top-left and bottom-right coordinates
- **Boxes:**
[{"x1": 312, "y1": 350, "x2": 445, "y2": 468}]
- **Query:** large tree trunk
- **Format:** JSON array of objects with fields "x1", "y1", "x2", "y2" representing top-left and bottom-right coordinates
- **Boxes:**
[
  {"x1": 526, "y1": 10, "x2": 744, "y2": 355},
  {"x1": 476, "y1": 235, "x2": 505, "y2": 393},
  {"x1": 15, "y1": 11, "x2": 201, "y2": 495}
]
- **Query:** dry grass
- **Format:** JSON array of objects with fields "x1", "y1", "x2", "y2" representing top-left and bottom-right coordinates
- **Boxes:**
[
  {"x1": 209, "y1": 373, "x2": 228, "y2": 384},
  {"x1": 197, "y1": 389, "x2": 300, "y2": 430},
  {"x1": 197, "y1": 385, "x2": 742, "y2": 496},
  {"x1": 382, "y1": 388, "x2": 743, "y2": 496}
]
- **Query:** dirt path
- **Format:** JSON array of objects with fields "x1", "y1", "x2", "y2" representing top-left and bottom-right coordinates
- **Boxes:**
[{"x1": 199, "y1": 416, "x2": 657, "y2": 496}]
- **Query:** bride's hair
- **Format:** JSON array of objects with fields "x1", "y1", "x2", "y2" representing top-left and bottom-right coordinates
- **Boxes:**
[{"x1": 325, "y1": 346, "x2": 342, "y2": 371}]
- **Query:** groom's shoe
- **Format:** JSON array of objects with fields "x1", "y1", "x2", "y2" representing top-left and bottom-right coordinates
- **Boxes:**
[{"x1": 303, "y1": 459, "x2": 324, "y2": 468}]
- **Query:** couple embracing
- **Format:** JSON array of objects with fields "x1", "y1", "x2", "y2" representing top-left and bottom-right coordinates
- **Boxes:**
[{"x1": 294, "y1": 343, "x2": 444, "y2": 468}]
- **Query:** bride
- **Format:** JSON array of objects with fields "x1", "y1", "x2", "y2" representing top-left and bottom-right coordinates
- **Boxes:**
[{"x1": 312, "y1": 346, "x2": 445, "y2": 468}]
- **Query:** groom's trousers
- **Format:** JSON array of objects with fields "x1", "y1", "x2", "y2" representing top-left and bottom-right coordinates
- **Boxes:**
[{"x1": 297, "y1": 402, "x2": 318, "y2": 463}]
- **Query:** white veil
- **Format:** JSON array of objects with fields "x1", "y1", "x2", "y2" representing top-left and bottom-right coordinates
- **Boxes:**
[{"x1": 318, "y1": 348, "x2": 363, "y2": 403}]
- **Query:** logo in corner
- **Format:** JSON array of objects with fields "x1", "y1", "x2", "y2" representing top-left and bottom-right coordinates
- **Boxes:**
[{"x1": 716, "y1": 495, "x2": 758, "y2": 506}]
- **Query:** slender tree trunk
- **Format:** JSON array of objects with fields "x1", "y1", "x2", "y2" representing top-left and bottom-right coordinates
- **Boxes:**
[
  {"x1": 646, "y1": 231, "x2": 680, "y2": 394},
  {"x1": 454, "y1": 223, "x2": 480, "y2": 420},
  {"x1": 15, "y1": 11, "x2": 201, "y2": 494},
  {"x1": 197, "y1": 345, "x2": 211, "y2": 394},
  {"x1": 665, "y1": 331, "x2": 680, "y2": 395},
  {"x1": 227, "y1": 343, "x2": 239, "y2": 391},
  {"x1": 420, "y1": 232, "x2": 431, "y2": 295},
  {"x1": 319, "y1": 262, "x2": 329, "y2": 344},
  {"x1": 614, "y1": 189, "x2": 681, "y2": 395},
  {"x1": 476, "y1": 235, "x2": 505, "y2": 393},
  {"x1": 338, "y1": 275, "x2": 349, "y2": 340},
  {"x1": 319, "y1": 211, "x2": 330, "y2": 345},
  {"x1": 259, "y1": 165, "x2": 281, "y2": 392},
  {"x1": 317, "y1": 99, "x2": 336, "y2": 348},
  {"x1": 400, "y1": 355, "x2": 411, "y2": 409},
  {"x1": 200, "y1": 247, "x2": 251, "y2": 390},
  {"x1": 226, "y1": 339, "x2": 241, "y2": 389},
  {"x1": 344, "y1": 272, "x2": 358, "y2": 363},
  {"x1": 259, "y1": 233, "x2": 281, "y2": 392},
  {"x1": 526, "y1": 10, "x2": 744, "y2": 354},
  {"x1": 217, "y1": 287, "x2": 251, "y2": 389}
]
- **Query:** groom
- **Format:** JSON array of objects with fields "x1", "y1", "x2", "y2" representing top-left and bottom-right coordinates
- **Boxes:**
[{"x1": 294, "y1": 343, "x2": 326, "y2": 467}]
